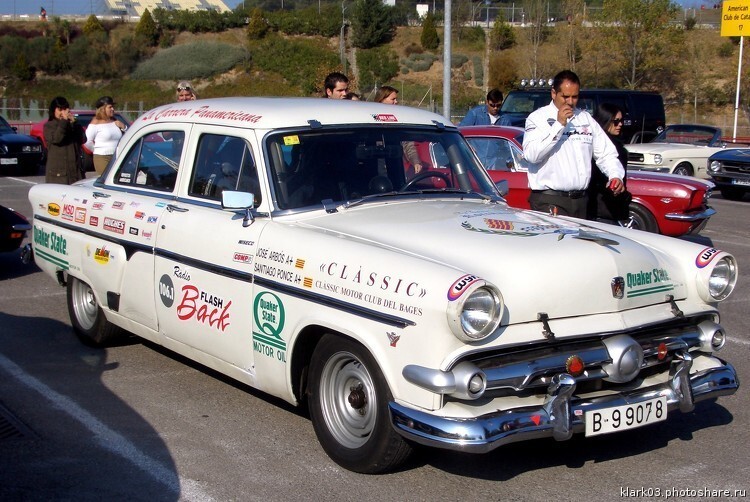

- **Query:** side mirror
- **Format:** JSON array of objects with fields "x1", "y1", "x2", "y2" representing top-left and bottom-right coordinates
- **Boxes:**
[{"x1": 221, "y1": 190, "x2": 255, "y2": 227}]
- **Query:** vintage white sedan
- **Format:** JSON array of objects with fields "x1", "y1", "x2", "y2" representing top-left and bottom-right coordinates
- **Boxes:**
[
  {"x1": 27, "y1": 98, "x2": 739, "y2": 473},
  {"x1": 627, "y1": 124, "x2": 741, "y2": 178}
]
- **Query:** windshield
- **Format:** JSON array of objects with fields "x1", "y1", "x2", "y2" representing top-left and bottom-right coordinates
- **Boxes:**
[
  {"x1": 266, "y1": 127, "x2": 499, "y2": 210},
  {"x1": 0, "y1": 116, "x2": 15, "y2": 134},
  {"x1": 501, "y1": 91, "x2": 550, "y2": 114},
  {"x1": 653, "y1": 126, "x2": 718, "y2": 145}
]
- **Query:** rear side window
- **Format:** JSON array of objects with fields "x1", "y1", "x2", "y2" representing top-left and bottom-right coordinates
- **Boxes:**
[{"x1": 114, "y1": 131, "x2": 184, "y2": 192}]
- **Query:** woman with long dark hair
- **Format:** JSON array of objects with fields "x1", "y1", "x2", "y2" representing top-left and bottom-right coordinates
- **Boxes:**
[
  {"x1": 588, "y1": 102, "x2": 630, "y2": 222},
  {"x1": 43, "y1": 96, "x2": 85, "y2": 184}
]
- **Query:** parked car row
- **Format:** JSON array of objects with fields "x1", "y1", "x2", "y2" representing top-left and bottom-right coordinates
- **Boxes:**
[
  {"x1": 0, "y1": 115, "x2": 44, "y2": 175},
  {"x1": 460, "y1": 125, "x2": 717, "y2": 237}
]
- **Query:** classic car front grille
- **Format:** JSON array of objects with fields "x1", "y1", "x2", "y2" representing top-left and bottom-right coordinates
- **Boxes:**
[
  {"x1": 628, "y1": 152, "x2": 644, "y2": 163},
  {"x1": 449, "y1": 316, "x2": 713, "y2": 400},
  {"x1": 718, "y1": 161, "x2": 750, "y2": 175}
]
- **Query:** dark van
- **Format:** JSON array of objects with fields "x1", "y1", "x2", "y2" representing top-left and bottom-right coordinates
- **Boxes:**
[{"x1": 498, "y1": 88, "x2": 665, "y2": 144}]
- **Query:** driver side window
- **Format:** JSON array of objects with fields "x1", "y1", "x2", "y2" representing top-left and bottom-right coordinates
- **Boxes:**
[{"x1": 114, "y1": 131, "x2": 183, "y2": 192}]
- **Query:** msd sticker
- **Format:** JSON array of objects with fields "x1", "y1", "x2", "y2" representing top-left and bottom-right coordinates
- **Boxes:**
[
  {"x1": 696, "y1": 247, "x2": 721, "y2": 268},
  {"x1": 447, "y1": 274, "x2": 481, "y2": 301},
  {"x1": 373, "y1": 114, "x2": 397, "y2": 122}
]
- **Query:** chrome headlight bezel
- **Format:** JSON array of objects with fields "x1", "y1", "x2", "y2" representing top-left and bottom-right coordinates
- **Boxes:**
[
  {"x1": 446, "y1": 276, "x2": 504, "y2": 343},
  {"x1": 708, "y1": 160, "x2": 721, "y2": 173},
  {"x1": 696, "y1": 252, "x2": 738, "y2": 303},
  {"x1": 653, "y1": 154, "x2": 663, "y2": 165}
]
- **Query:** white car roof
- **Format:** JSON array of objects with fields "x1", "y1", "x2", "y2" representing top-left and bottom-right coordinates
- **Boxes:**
[{"x1": 132, "y1": 97, "x2": 456, "y2": 130}]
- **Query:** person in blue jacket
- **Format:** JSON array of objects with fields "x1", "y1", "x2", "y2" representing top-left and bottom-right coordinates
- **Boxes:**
[{"x1": 459, "y1": 89, "x2": 504, "y2": 126}]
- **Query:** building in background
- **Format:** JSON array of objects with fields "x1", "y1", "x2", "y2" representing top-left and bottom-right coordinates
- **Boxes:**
[{"x1": 103, "y1": 0, "x2": 231, "y2": 17}]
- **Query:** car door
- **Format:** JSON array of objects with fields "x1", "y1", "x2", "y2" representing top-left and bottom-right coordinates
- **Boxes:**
[
  {"x1": 464, "y1": 135, "x2": 531, "y2": 209},
  {"x1": 154, "y1": 126, "x2": 268, "y2": 373}
]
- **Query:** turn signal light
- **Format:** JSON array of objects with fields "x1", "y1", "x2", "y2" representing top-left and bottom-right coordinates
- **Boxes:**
[
  {"x1": 657, "y1": 342, "x2": 668, "y2": 361},
  {"x1": 565, "y1": 355, "x2": 585, "y2": 377}
]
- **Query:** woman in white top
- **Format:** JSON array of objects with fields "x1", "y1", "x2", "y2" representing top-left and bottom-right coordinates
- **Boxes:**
[{"x1": 84, "y1": 96, "x2": 127, "y2": 174}]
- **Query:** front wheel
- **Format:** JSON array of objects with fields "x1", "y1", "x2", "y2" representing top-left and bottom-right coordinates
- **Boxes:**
[
  {"x1": 626, "y1": 203, "x2": 659, "y2": 233},
  {"x1": 67, "y1": 276, "x2": 125, "y2": 347},
  {"x1": 672, "y1": 163, "x2": 694, "y2": 177},
  {"x1": 308, "y1": 334, "x2": 411, "y2": 473}
]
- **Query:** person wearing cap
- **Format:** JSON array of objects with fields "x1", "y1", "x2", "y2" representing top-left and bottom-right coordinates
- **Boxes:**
[
  {"x1": 176, "y1": 81, "x2": 197, "y2": 102},
  {"x1": 84, "y1": 96, "x2": 128, "y2": 175}
]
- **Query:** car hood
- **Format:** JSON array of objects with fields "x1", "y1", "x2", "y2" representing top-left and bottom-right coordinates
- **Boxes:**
[
  {"x1": 709, "y1": 148, "x2": 750, "y2": 161},
  {"x1": 0, "y1": 132, "x2": 41, "y2": 145},
  {"x1": 626, "y1": 142, "x2": 717, "y2": 155},
  {"x1": 627, "y1": 170, "x2": 714, "y2": 190},
  {"x1": 297, "y1": 199, "x2": 686, "y2": 324}
]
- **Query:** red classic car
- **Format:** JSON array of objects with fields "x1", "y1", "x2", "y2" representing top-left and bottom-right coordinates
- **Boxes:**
[{"x1": 458, "y1": 126, "x2": 716, "y2": 237}]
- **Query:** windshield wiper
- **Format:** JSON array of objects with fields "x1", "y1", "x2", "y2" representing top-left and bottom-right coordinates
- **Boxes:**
[
  {"x1": 406, "y1": 187, "x2": 496, "y2": 201},
  {"x1": 342, "y1": 191, "x2": 403, "y2": 209}
]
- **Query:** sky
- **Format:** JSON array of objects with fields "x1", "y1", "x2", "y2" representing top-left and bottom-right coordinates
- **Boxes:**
[{"x1": 0, "y1": 0, "x2": 244, "y2": 16}]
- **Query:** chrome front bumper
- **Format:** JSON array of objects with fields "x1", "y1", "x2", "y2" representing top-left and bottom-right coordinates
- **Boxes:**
[{"x1": 390, "y1": 357, "x2": 738, "y2": 453}]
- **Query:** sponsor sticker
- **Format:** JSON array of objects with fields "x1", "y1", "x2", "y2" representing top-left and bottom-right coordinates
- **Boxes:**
[
  {"x1": 158, "y1": 274, "x2": 175, "y2": 307},
  {"x1": 61, "y1": 204, "x2": 74, "y2": 221},
  {"x1": 75, "y1": 207, "x2": 86, "y2": 223},
  {"x1": 103, "y1": 217, "x2": 125, "y2": 234},
  {"x1": 373, "y1": 114, "x2": 398, "y2": 122},
  {"x1": 233, "y1": 252, "x2": 252, "y2": 264},
  {"x1": 696, "y1": 247, "x2": 721, "y2": 268},
  {"x1": 252, "y1": 292, "x2": 287, "y2": 362},
  {"x1": 94, "y1": 246, "x2": 110, "y2": 264},
  {"x1": 447, "y1": 274, "x2": 481, "y2": 301},
  {"x1": 89, "y1": 216, "x2": 99, "y2": 226},
  {"x1": 47, "y1": 203, "x2": 60, "y2": 216}
]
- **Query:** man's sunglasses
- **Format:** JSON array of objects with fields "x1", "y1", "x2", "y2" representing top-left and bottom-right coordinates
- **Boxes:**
[{"x1": 177, "y1": 86, "x2": 192, "y2": 92}]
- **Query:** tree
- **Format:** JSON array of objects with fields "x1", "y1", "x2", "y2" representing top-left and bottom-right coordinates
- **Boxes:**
[
  {"x1": 350, "y1": 0, "x2": 395, "y2": 49},
  {"x1": 420, "y1": 13, "x2": 439, "y2": 51},
  {"x1": 490, "y1": 12, "x2": 515, "y2": 51},
  {"x1": 82, "y1": 14, "x2": 105, "y2": 36},
  {"x1": 136, "y1": 9, "x2": 160, "y2": 46},
  {"x1": 357, "y1": 47, "x2": 399, "y2": 91},
  {"x1": 521, "y1": 0, "x2": 549, "y2": 79},
  {"x1": 596, "y1": 0, "x2": 683, "y2": 89},
  {"x1": 246, "y1": 8, "x2": 269, "y2": 40}
]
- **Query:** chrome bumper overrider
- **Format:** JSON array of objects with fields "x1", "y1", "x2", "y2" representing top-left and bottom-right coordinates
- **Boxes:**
[
  {"x1": 390, "y1": 359, "x2": 738, "y2": 453},
  {"x1": 665, "y1": 207, "x2": 716, "y2": 222}
]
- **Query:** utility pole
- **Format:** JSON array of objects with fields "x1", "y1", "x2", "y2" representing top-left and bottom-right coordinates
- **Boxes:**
[{"x1": 442, "y1": 0, "x2": 451, "y2": 120}]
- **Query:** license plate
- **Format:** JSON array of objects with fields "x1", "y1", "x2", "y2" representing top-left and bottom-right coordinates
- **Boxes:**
[
  {"x1": 1, "y1": 158, "x2": 18, "y2": 165},
  {"x1": 731, "y1": 178, "x2": 750, "y2": 186},
  {"x1": 585, "y1": 396, "x2": 667, "y2": 436}
]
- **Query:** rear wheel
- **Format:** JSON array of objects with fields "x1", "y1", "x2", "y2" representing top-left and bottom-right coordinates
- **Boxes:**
[
  {"x1": 672, "y1": 163, "x2": 693, "y2": 177},
  {"x1": 626, "y1": 203, "x2": 658, "y2": 233},
  {"x1": 719, "y1": 187, "x2": 745, "y2": 201},
  {"x1": 308, "y1": 334, "x2": 411, "y2": 473},
  {"x1": 66, "y1": 276, "x2": 125, "y2": 347}
]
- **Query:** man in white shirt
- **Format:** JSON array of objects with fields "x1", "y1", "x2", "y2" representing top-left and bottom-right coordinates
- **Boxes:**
[{"x1": 523, "y1": 70, "x2": 625, "y2": 218}]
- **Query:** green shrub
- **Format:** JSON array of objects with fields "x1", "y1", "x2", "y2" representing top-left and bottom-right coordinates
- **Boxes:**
[
  {"x1": 472, "y1": 55, "x2": 483, "y2": 86},
  {"x1": 247, "y1": 8, "x2": 269, "y2": 40},
  {"x1": 421, "y1": 13, "x2": 439, "y2": 50},
  {"x1": 251, "y1": 35, "x2": 339, "y2": 95},
  {"x1": 718, "y1": 41, "x2": 734, "y2": 58},
  {"x1": 135, "y1": 9, "x2": 159, "y2": 46},
  {"x1": 684, "y1": 17, "x2": 697, "y2": 31},
  {"x1": 132, "y1": 42, "x2": 249, "y2": 80},
  {"x1": 351, "y1": 0, "x2": 396, "y2": 49},
  {"x1": 404, "y1": 43, "x2": 423, "y2": 56},
  {"x1": 451, "y1": 53, "x2": 468, "y2": 68},
  {"x1": 267, "y1": 5, "x2": 341, "y2": 38},
  {"x1": 357, "y1": 46, "x2": 399, "y2": 91},
  {"x1": 403, "y1": 53, "x2": 437, "y2": 72}
]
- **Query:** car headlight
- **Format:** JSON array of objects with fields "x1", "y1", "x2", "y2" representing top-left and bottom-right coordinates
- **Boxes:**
[
  {"x1": 22, "y1": 145, "x2": 42, "y2": 153},
  {"x1": 0, "y1": 144, "x2": 8, "y2": 155},
  {"x1": 696, "y1": 251, "x2": 738, "y2": 303},
  {"x1": 653, "y1": 154, "x2": 662, "y2": 165},
  {"x1": 708, "y1": 257, "x2": 737, "y2": 300},
  {"x1": 708, "y1": 160, "x2": 721, "y2": 173},
  {"x1": 446, "y1": 275, "x2": 504, "y2": 342}
]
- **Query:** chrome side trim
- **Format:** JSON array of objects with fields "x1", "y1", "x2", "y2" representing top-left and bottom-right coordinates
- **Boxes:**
[{"x1": 390, "y1": 361, "x2": 738, "y2": 453}]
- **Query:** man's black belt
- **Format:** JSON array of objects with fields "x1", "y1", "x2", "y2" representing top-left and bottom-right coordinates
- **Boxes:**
[{"x1": 532, "y1": 189, "x2": 587, "y2": 199}]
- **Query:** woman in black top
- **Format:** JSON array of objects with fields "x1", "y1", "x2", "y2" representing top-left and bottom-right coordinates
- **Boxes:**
[{"x1": 588, "y1": 103, "x2": 631, "y2": 221}]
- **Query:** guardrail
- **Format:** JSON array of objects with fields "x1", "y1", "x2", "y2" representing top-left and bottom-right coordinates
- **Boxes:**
[{"x1": 7, "y1": 121, "x2": 34, "y2": 135}]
